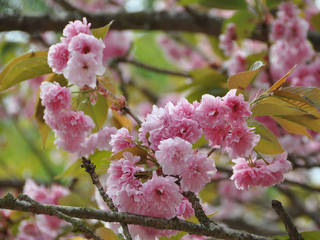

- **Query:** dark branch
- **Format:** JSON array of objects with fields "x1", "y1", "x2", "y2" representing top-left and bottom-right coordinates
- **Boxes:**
[
  {"x1": 0, "y1": 193, "x2": 277, "y2": 240},
  {"x1": 183, "y1": 191, "x2": 213, "y2": 227},
  {"x1": 1, "y1": 12, "x2": 320, "y2": 50},
  {"x1": 81, "y1": 157, "x2": 132, "y2": 240},
  {"x1": 272, "y1": 200, "x2": 304, "y2": 240},
  {"x1": 18, "y1": 194, "x2": 102, "y2": 240}
]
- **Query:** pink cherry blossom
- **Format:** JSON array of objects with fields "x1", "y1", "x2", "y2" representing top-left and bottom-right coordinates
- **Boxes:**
[
  {"x1": 139, "y1": 101, "x2": 201, "y2": 150},
  {"x1": 48, "y1": 43, "x2": 69, "y2": 74},
  {"x1": 225, "y1": 125, "x2": 260, "y2": 158},
  {"x1": 230, "y1": 157, "x2": 258, "y2": 190},
  {"x1": 62, "y1": 17, "x2": 91, "y2": 41},
  {"x1": 16, "y1": 220, "x2": 54, "y2": 240},
  {"x1": 106, "y1": 152, "x2": 143, "y2": 208},
  {"x1": 224, "y1": 51, "x2": 247, "y2": 76},
  {"x1": 277, "y1": 2, "x2": 299, "y2": 20},
  {"x1": 129, "y1": 225, "x2": 174, "y2": 240},
  {"x1": 270, "y1": 19, "x2": 286, "y2": 42},
  {"x1": 68, "y1": 33, "x2": 105, "y2": 62},
  {"x1": 223, "y1": 89, "x2": 251, "y2": 123},
  {"x1": 79, "y1": 126, "x2": 117, "y2": 157},
  {"x1": 110, "y1": 128, "x2": 135, "y2": 152},
  {"x1": 180, "y1": 151, "x2": 217, "y2": 193},
  {"x1": 40, "y1": 82, "x2": 71, "y2": 113},
  {"x1": 21, "y1": 180, "x2": 70, "y2": 239},
  {"x1": 63, "y1": 52, "x2": 105, "y2": 88},
  {"x1": 176, "y1": 197, "x2": 194, "y2": 219},
  {"x1": 195, "y1": 94, "x2": 228, "y2": 129},
  {"x1": 181, "y1": 234, "x2": 206, "y2": 240},
  {"x1": 155, "y1": 137, "x2": 193, "y2": 175},
  {"x1": 55, "y1": 110, "x2": 94, "y2": 134},
  {"x1": 231, "y1": 153, "x2": 292, "y2": 190},
  {"x1": 103, "y1": 30, "x2": 131, "y2": 62},
  {"x1": 204, "y1": 123, "x2": 231, "y2": 147},
  {"x1": 219, "y1": 23, "x2": 237, "y2": 55},
  {"x1": 142, "y1": 173, "x2": 183, "y2": 219}
]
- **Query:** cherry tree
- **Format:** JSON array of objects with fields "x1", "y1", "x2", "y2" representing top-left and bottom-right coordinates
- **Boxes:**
[{"x1": 0, "y1": 1, "x2": 320, "y2": 240}]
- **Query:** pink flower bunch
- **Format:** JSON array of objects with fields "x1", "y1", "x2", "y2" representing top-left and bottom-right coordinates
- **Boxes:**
[
  {"x1": 103, "y1": 30, "x2": 132, "y2": 62},
  {"x1": 110, "y1": 127, "x2": 135, "y2": 152},
  {"x1": 230, "y1": 153, "x2": 292, "y2": 190},
  {"x1": 224, "y1": 51, "x2": 247, "y2": 76},
  {"x1": 156, "y1": 137, "x2": 217, "y2": 192},
  {"x1": 269, "y1": 2, "x2": 315, "y2": 81},
  {"x1": 219, "y1": 23, "x2": 237, "y2": 56},
  {"x1": 140, "y1": 91, "x2": 257, "y2": 158},
  {"x1": 288, "y1": 60, "x2": 320, "y2": 87},
  {"x1": 196, "y1": 90, "x2": 259, "y2": 158},
  {"x1": 40, "y1": 81, "x2": 116, "y2": 155},
  {"x1": 17, "y1": 179, "x2": 70, "y2": 240},
  {"x1": 158, "y1": 35, "x2": 206, "y2": 70},
  {"x1": 48, "y1": 18, "x2": 105, "y2": 88},
  {"x1": 139, "y1": 98, "x2": 202, "y2": 150},
  {"x1": 103, "y1": 152, "x2": 185, "y2": 239}
]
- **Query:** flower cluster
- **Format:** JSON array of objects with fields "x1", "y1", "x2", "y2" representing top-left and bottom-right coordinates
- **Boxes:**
[
  {"x1": 158, "y1": 35, "x2": 206, "y2": 70},
  {"x1": 269, "y1": 2, "x2": 314, "y2": 81},
  {"x1": 17, "y1": 180, "x2": 70, "y2": 240},
  {"x1": 48, "y1": 18, "x2": 105, "y2": 88},
  {"x1": 40, "y1": 81, "x2": 116, "y2": 155},
  {"x1": 231, "y1": 153, "x2": 292, "y2": 190},
  {"x1": 40, "y1": 17, "x2": 297, "y2": 240}
]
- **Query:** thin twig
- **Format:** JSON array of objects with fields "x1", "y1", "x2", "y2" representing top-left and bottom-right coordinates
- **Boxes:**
[
  {"x1": 80, "y1": 157, "x2": 132, "y2": 240},
  {"x1": 271, "y1": 200, "x2": 304, "y2": 240},
  {"x1": 283, "y1": 180, "x2": 320, "y2": 193},
  {"x1": 183, "y1": 191, "x2": 213, "y2": 227},
  {"x1": 116, "y1": 58, "x2": 191, "y2": 78},
  {"x1": 122, "y1": 106, "x2": 142, "y2": 126},
  {"x1": 276, "y1": 186, "x2": 320, "y2": 227}
]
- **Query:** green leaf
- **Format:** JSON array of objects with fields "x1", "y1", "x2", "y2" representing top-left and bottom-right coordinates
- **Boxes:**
[
  {"x1": 273, "y1": 231, "x2": 320, "y2": 240},
  {"x1": 159, "y1": 231, "x2": 186, "y2": 240},
  {"x1": 227, "y1": 63, "x2": 264, "y2": 91},
  {"x1": 180, "y1": 0, "x2": 247, "y2": 9},
  {"x1": 247, "y1": 120, "x2": 284, "y2": 155},
  {"x1": 223, "y1": 10, "x2": 257, "y2": 39},
  {"x1": 0, "y1": 51, "x2": 51, "y2": 91},
  {"x1": 271, "y1": 116, "x2": 312, "y2": 139},
  {"x1": 187, "y1": 87, "x2": 228, "y2": 102},
  {"x1": 246, "y1": 52, "x2": 266, "y2": 68},
  {"x1": 91, "y1": 150, "x2": 112, "y2": 175},
  {"x1": 77, "y1": 93, "x2": 109, "y2": 132},
  {"x1": 55, "y1": 159, "x2": 84, "y2": 180},
  {"x1": 208, "y1": 36, "x2": 227, "y2": 60},
  {"x1": 178, "y1": 67, "x2": 226, "y2": 91},
  {"x1": 279, "y1": 115, "x2": 320, "y2": 133},
  {"x1": 279, "y1": 86, "x2": 320, "y2": 109},
  {"x1": 251, "y1": 95, "x2": 319, "y2": 117},
  {"x1": 267, "y1": 66, "x2": 296, "y2": 93},
  {"x1": 91, "y1": 21, "x2": 113, "y2": 39},
  {"x1": 311, "y1": 13, "x2": 320, "y2": 33}
]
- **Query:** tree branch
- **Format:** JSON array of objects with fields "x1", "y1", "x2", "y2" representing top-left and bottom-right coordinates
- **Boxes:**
[
  {"x1": 0, "y1": 11, "x2": 320, "y2": 50},
  {"x1": 183, "y1": 191, "x2": 213, "y2": 227},
  {"x1": 271, "y1": 200, "x2": 304, "y2": 240},
  {"x1": 0, "y1": 193, "x2": 277, "y2": 240},
  {"x1": 18, "y1": 194, "x2": 102, "y2": 240},
  {"x1": 115, "y1": 58, "x2": 191, "y2": 78},
  {"x1": 80, "y1": 157, "x2": 132, "y2": 240}
]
